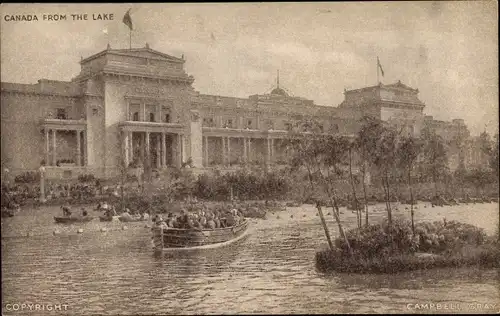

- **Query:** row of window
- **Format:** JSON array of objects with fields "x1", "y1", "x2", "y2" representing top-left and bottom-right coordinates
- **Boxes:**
[
  {"x1": 203, "y1": 118, "x2": 255, "y2": 129},
  {"x1": 51, "y1": 107, "x2": 336, "y2": 132},
  {"x1": 129, "y1": 112, "x2": 171, "y2": 123},
  {"x1": 201, "y1": 117, "x2": 337, "y2": 133}
]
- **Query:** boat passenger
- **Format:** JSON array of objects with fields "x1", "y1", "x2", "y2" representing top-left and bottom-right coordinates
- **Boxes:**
[
  {"x1": 142, "y1": 212, "x2": 150, "y2": 221},
  {"x1": 186, "y1": 214, "x2": 197, "y2": 230},
  {"x1": 62, "y1": 205, "x2": 72, "y2": 217},
  {"x1": 233, "y1": 209, "x2": 241, "y2": 225},
  {"x1": 121, "y1": 208, "x2": 133, "y2": 221},
  {"x1": 213, "y1": 211, "x2": 221, "y2": 228},
  {"x1": 166, "y1": 213, "x2": 175, "y2": 228},
  {"x1": 206, "y1": 214, "x2": 216, "y2": 230},
  {"x1": 198, "y1": 211, "x2": 207, "y2": 228},
  {"x1": 177, "y1": 211, "x2": 189, "y2": 228},
  {"x1": 225, "y1": 211, "x2": 236, "y2": 227}
]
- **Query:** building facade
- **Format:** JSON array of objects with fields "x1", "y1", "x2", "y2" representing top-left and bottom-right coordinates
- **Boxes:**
[{"x1": 1, "y1": 45, "x2": 478, "y2": 180}]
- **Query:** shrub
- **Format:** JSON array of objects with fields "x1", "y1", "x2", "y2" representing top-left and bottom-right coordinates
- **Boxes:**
[
  {"x1": 317, "y1": 219, "x2": 497, "y2": 274},
  {"x1": 14, "y1": 171, "x2": 40, "y2": 184},
  {"x1": 192, "y1": 168, "x2": 292, "y2": 201},
  {"x1": 78, "y1": 173, "x2": 96, "y2": 183},
  {"x1": 334, "y1": 219, "x2": 488, "y2": 258}
]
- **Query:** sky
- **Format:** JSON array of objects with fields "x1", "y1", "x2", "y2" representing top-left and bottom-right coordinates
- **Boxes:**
[{"x1": 1, "y1": 2, "x2": 498, "y2": 136}]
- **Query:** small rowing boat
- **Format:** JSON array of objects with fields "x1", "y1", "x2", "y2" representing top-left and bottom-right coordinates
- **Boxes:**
[
  {"x1": 54, "y1": 216, "x2": 94, "y2": 224},
  {"x1": 152, "y1": 219, "x2": 249, "y2": 251},
  {"x1": 99, "y1": 215, "x2": 120, "y2": 222},
  {"x1": 118, "y1": 216, "x2": 148, "y2": 222}
]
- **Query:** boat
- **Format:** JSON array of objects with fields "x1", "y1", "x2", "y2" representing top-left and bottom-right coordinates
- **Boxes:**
[
  {"x1": 54, "y1": 216, "x2": 94, "y2": 224},
  {"x1": 152, "y1": 218, "x2": 250, "y2": 251},
  {"x1": 1, "y1": 208, "x2": 15, "y2": 218},
  {"x1": 99, "y1": 215, "x2": 120, "y2": 222},
  {"x1": 118, "y1": 215, "x2": 148, "y2": 222}
]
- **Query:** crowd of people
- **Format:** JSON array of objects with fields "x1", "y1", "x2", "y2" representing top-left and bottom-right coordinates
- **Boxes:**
[{"x1": 153, "y1": 206, "x2": 244, "y2": 231}]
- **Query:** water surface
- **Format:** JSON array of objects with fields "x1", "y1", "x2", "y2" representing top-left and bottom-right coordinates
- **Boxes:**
[{"x1": 2, "y1": 202, "x2": 499, "y2": 314}]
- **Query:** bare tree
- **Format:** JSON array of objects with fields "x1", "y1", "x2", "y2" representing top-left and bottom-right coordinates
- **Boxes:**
[
  {"x1": 397, "y1": 136, "x2": 423, "y2": 233},
  {"x1": 284, "y1": 119, "x2": 353, "y2": 254}
]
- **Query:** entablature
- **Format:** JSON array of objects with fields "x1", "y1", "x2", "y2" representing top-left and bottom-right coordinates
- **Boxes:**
[
  {"x1": 119, "y1": 121, "x2": 185, "y2": 134},
  {"x1": 41, "y1": 118, "x2": 87, "y2": 131}
]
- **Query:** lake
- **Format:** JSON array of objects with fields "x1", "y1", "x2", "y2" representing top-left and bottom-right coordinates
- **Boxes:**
[{"x1": 2, "y1": 202, "x2": 499, "y2": 314}]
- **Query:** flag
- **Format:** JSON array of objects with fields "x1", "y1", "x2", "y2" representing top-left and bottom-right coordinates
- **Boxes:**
[
  {"x1": 377, "y1": 57, "x2": 385, "y2": 77},
  {"x1": 123, "y1": 9, "x2": 133, "y2": 30}
]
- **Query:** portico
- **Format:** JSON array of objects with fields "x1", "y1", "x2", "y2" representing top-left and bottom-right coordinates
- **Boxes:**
[
  {"x1": 119, "y1": 121, "x2": 185, "y2": 169},
  {"x1": 41, "y1": 118, "x2": 87, "y2": 167},
  {"x1": 201, "y1": 127, "x2": 288, "y2": 167}
]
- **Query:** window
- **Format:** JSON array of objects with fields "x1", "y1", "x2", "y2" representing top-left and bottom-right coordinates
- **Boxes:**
[
  {"x1": 285, "y1": 123, "x2": 292, "y2": 131},
  {"x1": 225, "y1": 119, "x2": 233, "y2": 128},
  {"x1": 319, "y1": 125, "x2": 324, "y2": 133},
  {"x1": 247, "y1": 119, "x2": 253, "y2": 129},
  {"x1": 149, "y1": 113, "x2": 155, "y2": 122},
  {"x1": 92, "y1": 108, "x2": 99, "y2": 116},
  {"x1": 267, "y1": 120, "x2": 274, "y2": 130},
  {"x1": 203, "y1": 117, "x2": 214, "y2": 127},
  {"x1": 56, "y1": 108, "x2": 67, "y2": 119},
  {"x1": 132, "y1": 112, "x2": 139, "y2": 121},
  {"x1": 164, "y1": 114, "x2": 171, "y2": 123},
  {"x1": 332, "y1": 124, "x2": 339, "y2": 133}
]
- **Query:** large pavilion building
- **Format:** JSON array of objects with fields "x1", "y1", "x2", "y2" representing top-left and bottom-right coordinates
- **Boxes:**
[{"x1": 1, "y1": 44, "x2": 477, "y2": 180}]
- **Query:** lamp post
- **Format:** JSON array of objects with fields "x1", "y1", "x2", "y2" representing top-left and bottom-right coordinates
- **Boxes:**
[{"x1": 39, "y1": 165, "x2": 46, "y2": 203}]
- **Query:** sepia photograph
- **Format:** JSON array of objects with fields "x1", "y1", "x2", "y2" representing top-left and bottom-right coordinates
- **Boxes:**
[{"x1": 1, "y1": 2, "x2": 499, "y2": 315}]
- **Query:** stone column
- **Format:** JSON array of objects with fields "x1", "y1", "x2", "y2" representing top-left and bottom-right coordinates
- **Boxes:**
[
  {"x1": 177, "y1": 134, "x2": 183, "y2": 166},
  {"x1": 76, "y1": 130, "x2": 81, "y2": 166},
  {"x1": 266, "y1": 138, "x2": 271, "y2": 165},
  {"x1": 204, "y1": 136, "x2": 209, "y2": 167},
  {"x1": 227, "y1": 137, "x2": 231, "y2": 166},
  {"x1": 161, "y1": 132, "x2": 166, "y2": 167},
  {"x1": 221, "y1": 137, "x2": 225, "y2": 165},
  {"x1": 52, "y1": 129, "x2": 57, "y2": 166},
  {"x1": 156, "y1": 134, "x2": 161, "y2": 169},
  {"x1": 129, "y1": 132, "x2": 134, "y2": 163},
  {"x1": 181, "y1": 134, "x2": 185, "y2": 165},
  {"x1": 271, "y1": 138, "x2": 275, "y2": 162},
  {"x1": 248, "y1": 138, "x2": 252, "y2": 164},
  {"x1": 45, "y1": 129, "x2": 50, "y2": 166},
  {"x1": 243, "y1": 138, "x2": 247, "y2": 163},
  {"x1": 139, "y1": 133, "x2": 145, "y2": 163},
  {"x1": 124, "y1": 131, "x2": 130, "y2": 168},
  {"x1": 83, "y1": 130, "x2": 87, "y2": 166},
  {"x1": 146, "y1": 132, "x2": 150, "y2": 166}
]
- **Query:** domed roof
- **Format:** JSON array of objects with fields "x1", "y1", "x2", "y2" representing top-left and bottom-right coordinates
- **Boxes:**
[
  {"x1": 270, "y1": 87, "x2": 288, "y2": 97},
  {"x1": 270, "y1": 70, "x2": 288, "y2": 96}
]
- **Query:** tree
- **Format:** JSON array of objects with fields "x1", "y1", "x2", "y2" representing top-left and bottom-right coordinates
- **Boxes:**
[
  {"x1": 283, "y1": 119, "x2": 352, "y2": 254},
  {"x1": 347, "y1": 140, "x2": 363, "y2": 229},
  {"x1": 421, "y1": 130, "x2": 449, "y2": 197},
  {"x1": 118, "y1": 131, "x2": 133, "y2": 212},
  {"x1": 397, "y1": 136, "x2": 422, "y2": 233},
  {"x1": 464, "y1": 168, "x2": 495, "y2": 197},
  {"x1": 479, "y1": 131, "x2": 493, "y2": 157},
  {"x1": 491, "y1": 134, "x2": 499, "y2": 178},
  {"x1": 356, "y1": 116, "x2": 380, "y2": 227},
  {"x1": 360, "y1": 117, "x2": 399, "y2": 228}
]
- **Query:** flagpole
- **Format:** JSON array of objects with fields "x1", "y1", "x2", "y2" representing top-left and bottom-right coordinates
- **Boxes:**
[{"x1": 129, "y1": 29, "x2": 132, "y2": 50}]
